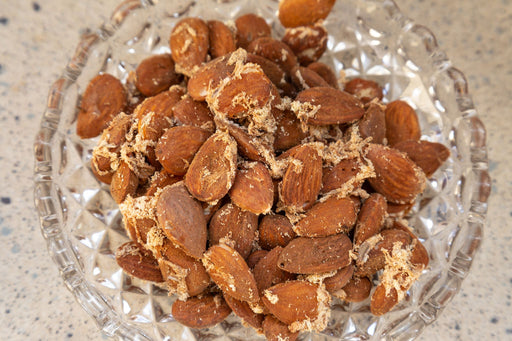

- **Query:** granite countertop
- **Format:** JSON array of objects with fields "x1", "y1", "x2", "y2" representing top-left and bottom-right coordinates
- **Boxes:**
[{"x1": 0, "y1": 0, "x2": 510, "y2": 340}]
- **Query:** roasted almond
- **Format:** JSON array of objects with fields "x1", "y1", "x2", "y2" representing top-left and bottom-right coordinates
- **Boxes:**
[
  {"x1": 247, "y1": 37, "x2": 298, "y2": 77},
  {"x1": 321, "y1": 158, "x2": 363, "y2": 194},
  {"x1": 226, "y1": 122, "x2": 268, "y2": 162},
  {"x1": 253, "y1": 246, "x2": 295, "y2": 295},
  {"x1": 278, "y1": 234, "x2": 352, "y2": 274},
  {"x1": 353, "y1": 193, "x2": 387, "y2": 246},
  {"x1": 278, "y1": 0, "x2": 336, "y2": 28},
  {"x1": 208, "y1": 20, "x2": 236, "y2": 59},
  {"x1": 235, "y1": 13, "x2": 271, "y2": 49},
  {"x1": 144, "y1": 170, "x2": 182, "y2": 197},
  {"x1": 384, "y1": 100, "x2": 421, "y2": 146},
  {"x1": 324, "y1": 264, "x2": 354, "y2": 294},
  {"x1": 170, "y1": 17, "x2": 210, "y2": 76},
  {"x1": 171, "y1": 293, "x2": 232, "y2": 328},
  {"x1": 224, "y1": 294, "x2": 264, "y2": 332},
  {"x1": 291, "y1": 66, "x2": 330, "y2": 90},
  {"x1": 115, "y1": 241, "x2": 163, "y2": 282},
  {"x1": 294, "y1": 87, "x2": 364, "y2": 125},
  {"x1": 282, "y1": 24, "x2": 328, "y2": 65},
  {"x1": 307, "y1": 61, "x2": 339, "y2": 89},
  {"x1": 229, "y1": 161, "x2": 274, "y2": 214},
  {"x1": 173, "y1": 95, "x2": 215, "y2": 132},
  {"x1": 208, "y1": 202, "x2": 258, "y2": 259},
  {"x1": 273, "y1": 108, "x2": 308, "y2": 151},
  {"x1": 155, "y1": 182, "x2": 207, "y2": 259},
  {"x1": 110, "y1": 161, "x2": 139, "y2": 204},
  {"x1": 133, "y1": 85, "x2": 185, "y2": 120},
  {"x1": 370, "y1": 281, "x2": 399, "y2": 316},
  {"x1": 393, "y1": 140, "x2": 450, "y2": 178},
  {"x1": 365, "y1": 143, "x2": 426, "y2": 204},
  {"x1": 76, "y1": 73, "x2": 127, "y2": 138},
  {"x1": 294, "y1": 196, "x2": 357, "y2": 237},
  {"x1": 246, "y1": 53, "x2": 289, "y2": 93},
  {"x1": 358, "y1": 102, "x2": 386, "y2": 144},
  {"x1": 341, "y1": 276, "x2": 372, "y2": 302},
  {"x1": 259, "y1": 214, "x2": 296, "y2": 250},
  {"x1": 135, "y1": 53, "x2": 180, "y2": 97},
  {"x1": 262, "y1": 315, "x2": 299, "y2": 341},
  {"x1": 155, "y1": 126, "x2": 212, "y2": 176},
  {"x1": 185, "y1": 130, "x2": 238, "y2": 203},
  {"x1": 261, "y1": 280, "x2": 330, "y2": 332},
  {"x1": 202, "y1": 243, "x2": 259, "y2": 303},
  {"x1": 344, "y1": 78, "x2": 383, "y2": 104}
]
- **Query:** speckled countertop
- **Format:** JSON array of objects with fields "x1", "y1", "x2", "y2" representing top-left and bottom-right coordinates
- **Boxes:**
[{"x1": 0, "y1": 0, "x2": 510, "y2": 340}]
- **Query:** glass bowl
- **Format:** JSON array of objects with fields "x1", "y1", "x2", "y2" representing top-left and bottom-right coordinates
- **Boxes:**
[{"x1": 33, "y1": 0, "x2": 490, "y2": 340}]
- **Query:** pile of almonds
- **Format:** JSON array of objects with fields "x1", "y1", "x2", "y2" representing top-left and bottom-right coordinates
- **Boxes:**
[{"x1": 76, "y1": 0, "x2": 450, "y2": 339}]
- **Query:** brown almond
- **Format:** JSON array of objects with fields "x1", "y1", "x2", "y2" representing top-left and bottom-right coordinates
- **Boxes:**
[
  {"x1": 202, "y1": 244, "x2": 259, "y2": 303},
  {"x1": 77, "y1": 73, "x2": 127, "y2": 138},
  {"x1": 247, "y1": 37, "x2": 298, "y2": 77},
  {"x1": 155, "y1": 126, "x2": 212, "y2": 176},
  {"x1": 259, "y1": 214, "x2": 296, "y2": 250},
  {"x1": 156, "y1": 237, "x2": 210, "y2": 297},
  {"x1": 170, "y1": 17, "x2": 210, "y2": 76},
  {"x1": 353, "y1": 193, "x2": 388, "y2": 246},
  {"x1": 171, "y1": 293, "x2": 232, "y2": 328},
  {"x1": 234, "y1": 13, "x2": 271, "y2": 49},
  {"x1": 110, "y1": 161, "x2": 139, "y2": 204},
  {"x1": 208, "y1": 20, "x2": 236, "y2": 59},
  {"x1": 386, "y1": 201, "x2": 415, "y2": 217},
  {"x1": 115, "y1": 241, "x2": 163, "y2": 282},
  {"x1": 261, "y1": 280, "x2": 329, "y2": 327},
  {"x1": 291, "y1": 66, "x2": 330, "y2": 90},
  {"x1": 282, "y1": 24, "x2": 328, "y2": 65},
  {"x1": 370, "y1": 282, "x2": 399, "y2": 316},
  {"x1": 324, "y1": 264, "x2": 354, "y2": 294},
  {"x1": 262, "y1": 315, "x2": 299, "y2": 341},
  {"x1": 273, "y1": 109, "x2": 308, "y2": 151},
  {"x1": 321, "y1": 158, "x2": 363, "y2": 194},
  {"x1": 278, "y1": 0, "x2": 336, "y2": 28},
  {"x1": 133, "y1": 86, "x2": 185, "y2": 121},
  {"x1": 342, "y1": 276, "x2": 372, "y2": 302},
  {"x1": 155, "y1": 182, "x2": 207, "y2": 259},
  {"x1": 344, "y1": 78, "x2": 383, "y2": 104},
  {"x1": 247, "y1": 250, "x2": 269, "y2": 269},
  {"x1": 229, "y1": 162, "x2": 274, "y2": 214},
  {"x1": 208, "y1": 202, "x2": 258, "y2": 259},
  {"x1": 173, "y1": 95, "x2": 215, "y2": 131},
  {"x1": 224, "y1": 294, "x2": 264, "y2": 332},
  {"x1": 278, "y1": 234, "x2": 352, "y2": 274},
  {"x1": 295, "y1": 87, "x2": 364, "y2": 125},
  {"x1": 253, "y1": 246, "x2": 295, "y2": 295},
  {"x1": 280, "y1": 144, "x2": 322, "y2": 212},
  {"x1": 385, "y1": 100, "x2": 421, "y2": 146},
  {"x1": 294, "y1": 196, "x2": 357, "y2": 237},
  {"x1": 246, "y1": 53, "x2": 288, "y2": 92},
  {"x1": 358, "y1": 102, "x2": 386, "y2": 144},
  {"x1": 226, "y1": 122, "x2": 268, "y2": 162},
  {"x1": 185, "y1": 131, "x2": 238, "y2": 202},
  {"x1": 365, "y1": 143, "x2": 426, "y2": 204},
  {"x1": 144, "y1": 170, "x2": 182, "y2": 197},
  {"x1": 135, "y1": 53, "x2": 180, "y2": 97},
  {"x1": 307, "y1": 61, "x2": 339, "y2": 89},
  {"x1": 393, "y1": 140, "x2": 450, "y2": 178},
  {"x1": 390, "y1": 221, "x2": 429, "y2": 269}
]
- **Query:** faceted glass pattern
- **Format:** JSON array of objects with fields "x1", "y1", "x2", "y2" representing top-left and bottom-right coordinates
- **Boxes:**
[{"x1": 34, "y1": 0, "x2": 490, "y2": 340}]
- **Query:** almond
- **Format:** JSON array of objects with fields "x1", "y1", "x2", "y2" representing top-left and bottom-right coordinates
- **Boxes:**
[
  {"x1": 341, "y1": 276, "x2": 372, "y2": 302},
  {"x1": 155, "y1": 126, "x2": 212, "y2": 176},
  {"x1": 321, "y1": 158, "x2": 363, "y2": 194},
  {"x1": 353, "y1": 193, "x2": 387, "y2": 246},
  {"x1": 307, "y1": 61, "x2": 339, "y2": 89},
  {"x1": 115, "y1": 241, "x2": 163, "y2": 282},
  {"x1": 384, "y1": 100, "x2": 421, "y2": 146},
  {"x1": 208, "y1": 202, "x2": 258, "y2": 259},
  {"x1": 253, "y1": 246, "x2": 295, "y2": 295},
  {"x1": 135, "y1": 53, "x2": 180, "y2": 97},
  {"x1": 171, "y1": 293, "x2": 232, "y2": 328},
  {"x1": 261, "y1": 280, "x2": 330, "y2": 331},
  {"x1": 247, "y1": 37, "x2": 298, "y2": 76},
  {"x1": 133, "y1": 86, "x2": 185, "y2": 120},
  {"x1": 358, "y1": 102, "x2": 386, "y2": 144},
  {"x1": 226, "y1": 122, "x2": 268, "y2": 162},
  {"x1": 294, "y1": 87, "x2": 364, "y2": 125},
  {"x1": 246, "y1": 53, "x2": 289, "y2": 93},
  {"x1": 291, "y1": 66, "x2": 330, "y2": 90},
  {"x1": 282, "y1": 24, "x2": 328, "y2": 65},
  {"x1": 76, "y1": 73, "x2": 127, "y2": 138},
  {"x1": 144, "y1": 170, "x2": 182, "y2": 197},
  {"x1": 110, "y1": 161, "x2": 139, "y2": 204},
  {"x1": 229, "y1": 161, "x2": 274, "y2": 214},
  {"x1": 187, "y1": 53, "x2": 237, "y2": 101},
  {"x1": 278, "y1": 0, "x2": 336, "y2": 28},
  {"x1": 365, "y1": 143, "x2": 426, "y2": 204},
  {"x1": 344, "y1": 78, "x2": 383, "y2": 104},
  {"x1": 185, "y1": 130, "x2": 238, "y2": 203},
  {"x1": 273, "y1": 108, "x2": 308, "y2": 151},
  {"x1": 224, "y1": 294, "x2": 264, "y2": 332},
  {"x1": 155, "y1": 182, "x2": 207, "y2": 259},
  {"x1": 202, "y1": 244, "x2": 259, "y2": 303},
  {"x1": 370, "y1": 281, "x2": 399, "y2": 316},
  {"x1": 169, "y1": 17, "x2": 210, "y2": 76},
  {"x1": 280, "y1": 144, "x2": 322, "y2": 212},
  {"x1": 208, "y1": 20, "x2": 236, "y2": 59},
  {"x1": 234, "y1": 13, "x2": 271, "y2": 49},
  {"x1": 324, "y1": 264, "x2": 354, "y2": 294},
  {"x1": 294, "y1": 196, "x2": 357, "y2": 237},
  {"x1": 393, "y1": 140, "x2": 450, "y2": 177},
  {"x1": 259, "y1": 214, "x2": 296, "y2": 250},
  {"x1": 173, "y1": 95, "x2": 215, "y2": 131},
  {"x1": 390, "y1": 221, "x2": 429, "y2": 269},
  {"x1": 262, "y1": 315, "x2": 299, "y2": 341},
  {"x1": 278, "y1": 234, "x2": 352, "y2": 274},
  {"x1": 246, "y1": 250, "x2": 269, "y2": 269}
]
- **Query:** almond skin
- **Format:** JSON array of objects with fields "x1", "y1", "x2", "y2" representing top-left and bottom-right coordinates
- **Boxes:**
[
  {"x1": 171, "y1": 294, "x2": 232, "y2": 328},
  {"x1": 291, "y1": 66, "x2": 330, "y2": 90},
  {"x1": 259, "y1": 214, "x2": 296, "y2": 250},
  {"x1": 155, "y1": 182, "x2": 207, "y2": 259},
  {"x1": 224, "y1": 294, "x2": 264, "y2": 332},
  {"x1": 321, "y1": 158, "x2": 363, "y2": 194},
  {"x1": 115, "y1": 241, "x2": 163, "y2": 282},
  {"x1": 358, "y1": 102, "x2": 386, "y2": 144},
  {"x1": 295, "y1": 87, "x2": 364, "y2": 125},
  {"x1": 229, "y1": 161, "x2": 274, "y2": 214},
  {"x1": 365, "y1": 143, "x2": 426, "y2": 204},
  {"x1": 247, "y1": 37, "x2": 298, "y2": 77},
  {"x1": 278, "y1": 234, "x2": 352, "y2": 274},
  {"x1": 342, "y1": 276, "x2": 372, "y2": 302},
  {"x1": 282, "y1": 24, "x2": 328, "y2": 65},
  {"x1": 353, "y1": 193, "x2": 388, "y2": 246},
  {"x1": 344, "y1": 78, "x2": 383, "y2": 104},
  {"x1": 185, "y1": 131, "x2": 238, "y2": 203},
  {"x1": 278, "y1": 0, "x2": 336, "y2": 28},
  {"x1": 393, "y1": 140, "x2": 450, "y2": 178},
  {"x1": 226, "y1": 122, "x2": 268, "y2": 162},
  {"x1": 370, "y1": 282, "x2": 399, "y2": 316},
  {"x1": 273, "y1": 108, "x2": 308, "y2": 151},
  {"x1": 253, "y1": 246, "x2": 295, "y2": 295},
  {"x1": 262, "y1": 315, "x2": 299, "y2": 341},
  {"x1": 294, "y1": 196, "x2": 357, "y2": 237},
  {"x1": 385, "y1": 100, "x2": 421, "y2": 146},
  {"x1": 246, "y1": 250, "x2": 269, "y2": 269},
  {"x1": 208, "y1": 20, "x2": 236, "y2": 59},
  {"x1": 307, "y1": 61, "x2": 339, "y2": 89},
  {"x1": 172, "y1": 95, "x2": 215, "y2": 131},
  {"x1": 133, "y1": 86, "x2": 185, "y2": 121},
  {"x1": 110, "y1": 161, "x2": 139, "y2": 204},
  {"x1": 202, "y1": 244, "x2": 260, "y2": 303},
  {"x1": 235, "y1": 13, "x2": 271, "y2": 49},
  {"x1": 135, "y1": 53, "x2": 180, "y2": 97},
  {"x1": 324, "y1": 264, "x2": 354, "y2": 294}
]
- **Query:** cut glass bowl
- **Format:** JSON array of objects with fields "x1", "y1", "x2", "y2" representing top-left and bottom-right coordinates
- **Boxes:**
[{"x1": 33, "y1": 0, "x2": 490, "y2": 340}]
